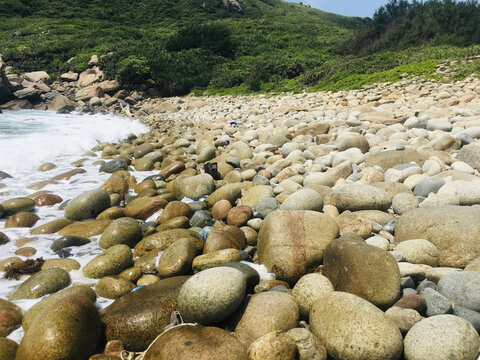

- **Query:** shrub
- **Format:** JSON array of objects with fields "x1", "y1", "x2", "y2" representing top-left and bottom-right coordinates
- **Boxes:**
[{"x1": 117, "y1": 55, "x2": 152, "y2": 89}]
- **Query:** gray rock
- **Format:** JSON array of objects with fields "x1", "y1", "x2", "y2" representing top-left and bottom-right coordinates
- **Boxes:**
[
  {"x1": 280, "y1": 189, "x2": 324, "y2": 212},
  {"x1": 189, "y1": 210, "x2": 212, "y2": 228},
  {"x1": 99, "y1": 158, "x2": 128, "y2": 173},
  {"x1": 421, "y1": 287, "x2": 452, "y2": 316},
  {"x1": 0, "y1": 170, "x2": 13, "y2": 180},
  {"x1": 453, "y1": 305, "x2": 480, "y2": 333},
  {"x1": 64, "y1": 188, "x2": 111, "y2": 221},
  {"x1": 413, "y1": 177, "x2": 445, "y2": 197},
  {"x1": 404, "y1": 315, "x2": 480, "y2": 360},
  {"x1": 50, "y1": 236, "x2": 91, "y2": 252},
  {"x1": 226, "y1": 156, "x2": 240, "y2": 168},
  {"x1": 8, "y1": 268, "x2": 71, "y2": 300},
  {"x1": 403, "y1": 288, "x2": 418, "y2": 295},
  {"x1": 437, "y1": 271, "x2": 480, "y2": 311},
  {"x1": 401, "y1": 277, "x2": 415, "y2": 289},
  {"x1": 252, "y1": 175, "x2": 270, "y2": 186},
  {"x1": 178, "y1": 267, "x2": 246, "y2": 324},
  {"x1": 416, "y1": 280, "x2": 436, "y2": 293},
  {"x1": 457, "y1": 142, "x2": 480, "y2": 171},
  {"x1": 254, "y1": 197, "x2": 279, "y2": 219}
]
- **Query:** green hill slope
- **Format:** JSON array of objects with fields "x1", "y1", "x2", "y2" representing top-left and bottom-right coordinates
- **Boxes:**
[
  {"x1": 1, "y1": 0, "x2": 479, "y2": 96},
  {"x1": 0, "y1": 0, "x2": 364, "y2": 95}
]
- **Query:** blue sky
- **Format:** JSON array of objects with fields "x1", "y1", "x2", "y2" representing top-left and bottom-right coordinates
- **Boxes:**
[{"x1": 287, "y1": 0, "x2": 392, "y2": 18}]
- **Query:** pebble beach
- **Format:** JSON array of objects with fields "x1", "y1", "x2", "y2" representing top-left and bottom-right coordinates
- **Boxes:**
[{"x1": 1, "y1": 69, "x2": 480, "y2": 360}]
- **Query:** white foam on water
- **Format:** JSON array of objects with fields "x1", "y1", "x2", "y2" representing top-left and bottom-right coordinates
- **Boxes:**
[
  {"x1": 0, "y1": 110, "x2": 278, "y2": 346},
  {"x1": 0, "y1": 110, "x2": 150, "y2": 344},
  {"x1": 0, "y1": 110, "x2": 149, "y2": 176}
]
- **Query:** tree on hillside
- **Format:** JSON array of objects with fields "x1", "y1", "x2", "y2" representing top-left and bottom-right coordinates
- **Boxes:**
[{"x1": 340, "y1": 0, "x2": 480, "y2": 54}]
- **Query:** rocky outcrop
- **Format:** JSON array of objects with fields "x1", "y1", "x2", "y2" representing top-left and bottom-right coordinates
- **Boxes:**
[{"x1": 0, "y1": 56, "x2": 12, "y2": 104}]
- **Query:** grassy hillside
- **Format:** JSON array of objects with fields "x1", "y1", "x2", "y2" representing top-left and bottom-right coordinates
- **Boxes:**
[
  {"x1": 0, "y1": 0, "x2": 363, "y2": 95},
  {"x1": 1, "y1": 0, "x2": 479, "y2": 96}
]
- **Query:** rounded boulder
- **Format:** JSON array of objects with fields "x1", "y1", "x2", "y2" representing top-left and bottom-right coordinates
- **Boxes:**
[
  {"x1": 64, "y1": 189, "x2": 111, "y2": 221},
  {"x1": 404, "y1": 315, "x2": 479, "y2": 360},
  {"x1": 15, "y1": 294, "x2": 101, "y2": 360},
  {"x1": 257, "y1": 210, "x2": 339, "y2": 285},
  {"x1": 99, "y1": 217, "x2": 142, "y2": 249},
  {"x1": 178, "y1": 267, "x2": 246, "y2": 324},
  {"x1": 310, "y1": 291, "x2": 403, "y2": 360},
  {"x1": 82, "y1": 244, "x2": 132, "y2": 278},
  {"x1": 143, "y1": 324, "x2": 247, "y2": 360},
  {"x1": 322, "y1": 237, "x2": 401, "y2": 309}
]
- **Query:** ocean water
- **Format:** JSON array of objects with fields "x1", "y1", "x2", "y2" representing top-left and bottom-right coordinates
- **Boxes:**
[
  {"x1": 0, "y1": 110, "x2": 273, "y2": 345},
  {"x1": 0, "y1": 110, "x2": 150, "y2": 343},
  {"x1": 0, "y1": 110, "x2": 149, "y2": 176}
]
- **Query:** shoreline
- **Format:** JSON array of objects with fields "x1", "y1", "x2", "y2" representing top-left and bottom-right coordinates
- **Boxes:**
[{"x1": 1, "y1": 59, "x2": 480, "y2": 359}]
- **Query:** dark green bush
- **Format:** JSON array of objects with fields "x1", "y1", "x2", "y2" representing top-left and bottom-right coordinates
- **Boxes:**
[
  {"x1": 0, "y1": 0, "x2": 30, "y2": 16},
  {"x1": 165, "y1": 23, "x2": 234, "y2": 58},
  {"x1": 117, "y1": 55, "x2": 152, "y2": 89},
  {"x1": 341, "y1": 0, "x2": 480, "y2": 54}
]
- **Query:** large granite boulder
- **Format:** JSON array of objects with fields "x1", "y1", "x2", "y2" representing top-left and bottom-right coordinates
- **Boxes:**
[
  {"x1": 310, "y1": 291, "x2": 403, "y2": 360},
  {"x1": 395, "y1": 206, "x2": 480, "y2": 267},
  {"x1": 257, "y1": 210, "x2": 338, "y2": 285},
  {"x1": 323, "y1": 237, "x2": 401, "y2": 309}
]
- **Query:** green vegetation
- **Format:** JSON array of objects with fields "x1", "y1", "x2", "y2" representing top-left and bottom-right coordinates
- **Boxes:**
[
  {"x1": 1, "y1": 0, "x2": 480, "y2": 96},
  {"x1": 341, "y1": 0, "x2": 480, "y2": 55}
]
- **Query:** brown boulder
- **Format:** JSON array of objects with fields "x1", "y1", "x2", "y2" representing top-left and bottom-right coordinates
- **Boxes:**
[
  {"x1": 0, "y1": 299, "x2": 22, "y2": 337},
  {"x1": 124, "y1": 197, "x2": 167, "y2": 220},
  {"x1": 395, "y1": 205, "x2": 480, "y2": 267},
  {"x1": 143, "y1": 324, "x2": 247, "y2": 360},
  {"x1": 257, "y1": 210, "x2": 339, "y2": 285},
  {"x1": 234, "y1": 291, "x2": 299, "y2": 347},
  {"x1": 323, "y1": 237, "x2": 401, "y2": 309},
  {"x1": 15, "y1": 294, "x2": 101, "y2": 360},
  {"x1": 101, "y1": 276, "x2": 189, "y2": 351},
  {"x1": 134, "y1": 228, "x2": 203, "y2": 257}
]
